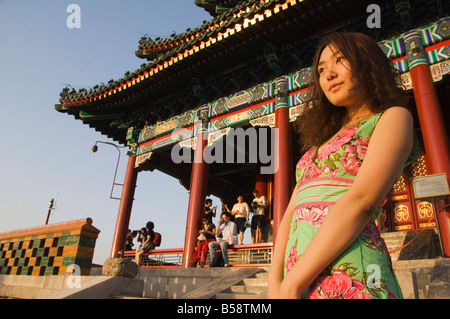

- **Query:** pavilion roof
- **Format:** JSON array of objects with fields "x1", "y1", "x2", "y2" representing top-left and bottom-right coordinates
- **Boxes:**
[{"x1": 55, "y1": 0, "x2": 383, "y2": 144}]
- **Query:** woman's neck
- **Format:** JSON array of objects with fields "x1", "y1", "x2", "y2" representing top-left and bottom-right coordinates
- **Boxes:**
[{"x1": 343, "y1": 104, "x2": 374, "y2": 129}]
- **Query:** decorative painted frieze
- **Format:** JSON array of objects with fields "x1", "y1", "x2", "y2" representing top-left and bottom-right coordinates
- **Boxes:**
[
  {"x1": 404, "y1": 30, "x2": 429, "y2": 68},
  {"x1": 209, "y1": 81, "x2": 275, "y2": 117}
]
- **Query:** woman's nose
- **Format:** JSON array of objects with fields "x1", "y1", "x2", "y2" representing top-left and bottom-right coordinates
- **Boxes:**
[{"x1": 325, "y1": 67, "x2": 337, "y2": 81}]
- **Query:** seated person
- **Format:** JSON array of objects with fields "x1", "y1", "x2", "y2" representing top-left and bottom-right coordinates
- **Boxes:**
[
  {"x1": 192, "y1": 217, "x2": 216, "y2": 267},
  {"x1": 208, "y1": 212, "x2": 237, "y2": 267},
  {"x1": 125, "y1": 229, "x2": 137, "y2": 251},
  {"x1": 135, "y1": 226, "x2": 155, "y2": 266}
]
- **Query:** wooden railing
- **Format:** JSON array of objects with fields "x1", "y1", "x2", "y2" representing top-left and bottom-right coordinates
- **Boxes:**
[{"x1": 122, "y1": 243, "x2": 273, "y2": 268}]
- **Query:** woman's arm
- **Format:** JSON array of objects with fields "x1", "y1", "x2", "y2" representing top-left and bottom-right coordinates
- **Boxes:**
[
  {"x1": 278, "y1": 107, "x2": 414, "y2": 298},
  {"x1": 267, "y1": 187, "x2": 298, "y2": 298},
  {"x1": 203, "y1": 225, "x2": 215, "y2": 235}
]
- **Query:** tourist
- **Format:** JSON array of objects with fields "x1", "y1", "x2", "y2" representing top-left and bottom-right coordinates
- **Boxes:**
[
  {"x1": 230, "y1": 195, "x2": 250, "y2": 244},
  {"x1": 192, "y1": 217, "x2": 216, "y2": 267},
  {"x1": 251, "y1": 190, "x2": 267, "y2": 244},
  {"x1": 208, "y1": 212, "x2": 237, "y2": 267},
  {"x1": 125, "y1": 229, "x2": 137, "y2": 251},
  {"x1": 268, "y1": 32, "x2": 419, "y2": 299},
  {"x1": 202, "y1": 198, "x2": 217, "y2": 223},
  {"x1": 135, "y1": 223, "x2": 156, "y2": 266}
]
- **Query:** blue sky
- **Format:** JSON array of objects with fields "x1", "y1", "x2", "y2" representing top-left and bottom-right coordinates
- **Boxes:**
[{"x1": 0, "y1": 1, "x2": 229, "y2": 264}]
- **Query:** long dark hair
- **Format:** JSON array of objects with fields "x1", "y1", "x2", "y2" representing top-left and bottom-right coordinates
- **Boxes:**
[{"x1": 296, "y1": 32, "x2": 408, "y2": 152}]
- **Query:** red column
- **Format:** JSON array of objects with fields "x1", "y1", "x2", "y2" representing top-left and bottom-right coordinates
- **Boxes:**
[
  {"x1": 182, "y1": 126, "x2": 209, "y2": 267},
  {"x1": 273, "y1": 76, "x2": 294, "y2": 243},
  {"x1": 255, "y1": 170, "x2": 268, "y2": 197},
  {"x1": 404, "y1": 30, "x2": 450, "y2": 256},
  {"x1": 110, "y1": 155, "x2": 138, "y2": 258}
]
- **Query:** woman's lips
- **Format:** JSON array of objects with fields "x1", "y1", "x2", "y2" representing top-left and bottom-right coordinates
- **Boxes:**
[{"x1": 329, "y1": 83, "x2": 342, "y2": 91}]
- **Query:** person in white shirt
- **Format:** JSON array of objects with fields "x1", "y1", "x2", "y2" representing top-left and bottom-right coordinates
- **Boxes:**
[
  {"x1": 251, "y1": 190, "x2": 267, "y2": 243},
  {"x1": 231, "y1": 195, "x2": 250, "y2": 244},
  {"x1": 208, "y1": 212, "x2": 237, "y2": 267}
]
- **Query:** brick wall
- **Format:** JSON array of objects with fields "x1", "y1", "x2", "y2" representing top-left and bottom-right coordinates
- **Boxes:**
[{"x1": 0, "y1": 218, "x2": 100, "y2": 276}]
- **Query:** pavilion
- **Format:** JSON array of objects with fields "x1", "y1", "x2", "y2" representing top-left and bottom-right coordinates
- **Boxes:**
[{"x1": 55, "y1": 0, "x2": 450, "y2": 267}]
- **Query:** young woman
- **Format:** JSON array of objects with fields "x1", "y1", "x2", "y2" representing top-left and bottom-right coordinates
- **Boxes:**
[
  {"x1": 192, "y1": 217, "x2": 216, "y2": 267},
  {"x1": 135, "y1": 223, "x2": 155, "y2": 266},
  {"x1": 268, "y1": 32, "x2": 419, "y2": 299}
]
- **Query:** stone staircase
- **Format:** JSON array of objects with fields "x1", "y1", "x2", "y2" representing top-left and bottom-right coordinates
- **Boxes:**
[
  {"x1": 73, "y1": 230, "x2": 450, "y2": 299},
  {"x1": 214, "y1": 268, "x2": 269, "y2": 299},
  {"x1": 381, "y1": 229, "x2": 450, "y2": 299},
  {"x1": 381, "y1": 229, "x2": 441, "y2": 261}
]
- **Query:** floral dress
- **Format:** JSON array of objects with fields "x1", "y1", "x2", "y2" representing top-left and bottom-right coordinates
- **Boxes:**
[{"x1": 283, "y1": 113, "x2": 416, "y2": 299}]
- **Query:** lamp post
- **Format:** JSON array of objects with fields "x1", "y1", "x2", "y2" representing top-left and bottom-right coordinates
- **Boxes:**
[
  {"x1": 91, "y1": 141, "x2": 124, "y2": 200},
  {"x1": 91, "y1": 140, "x2": 139, "y2": 258},
  {"x1": 45, "y1": 198, "x2": 54, "y2": 225}
]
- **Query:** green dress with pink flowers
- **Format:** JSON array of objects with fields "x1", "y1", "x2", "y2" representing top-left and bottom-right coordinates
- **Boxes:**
[{"x1": 282, "y1": 113, "x2": 417, "y2": 299}]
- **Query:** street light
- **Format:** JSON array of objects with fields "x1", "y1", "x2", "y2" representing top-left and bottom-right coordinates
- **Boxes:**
[
  {"x1": 92, "y1": 141, "x2": 125, "y2": 200},
  {"x1": 45, "y1": 198, "x2": 54, "y2": 225}
]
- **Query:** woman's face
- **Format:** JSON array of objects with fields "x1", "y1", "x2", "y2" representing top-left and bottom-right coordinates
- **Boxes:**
[{"x1": 318, "y1": 44, "x2": 358, "y2": 108}]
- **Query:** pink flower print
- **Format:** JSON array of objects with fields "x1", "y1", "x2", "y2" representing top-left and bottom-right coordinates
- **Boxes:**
[
  {"x1": 341, "y1": 137, "x2": 370, "y2": 175},
  {"x1": 318, "y1": 126, "x2": 357, "y2": 160},
  {"x1": 307, "y1": 269, "x2": 372, "y2": 299},
  {"x1": 297, "y1": 149, "x2": 315, "y2": 171},
  {"x1": 300, "y1": 165, "x2": 323, "y2": 183},
  {"x1": 285, "y1": 246, "x2": 298, "y2": 272},
  {"x1": 295, "y1": 206, "x2": 329, "y2": 226},
  {"x1": 322, "y1": 164, "x2": 339, "y2": 177}
]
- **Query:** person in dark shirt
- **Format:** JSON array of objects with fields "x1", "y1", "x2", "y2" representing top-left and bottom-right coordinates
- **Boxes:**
[
  {"x1": 192, "y1": 217, "x2": 216, "y2": 267},
  {"x1": 135, "y1": 222, "x2": 155, "y2": 266},
  {"x1": 202, "y1": 198, "x2": 217, "y2": 223}
]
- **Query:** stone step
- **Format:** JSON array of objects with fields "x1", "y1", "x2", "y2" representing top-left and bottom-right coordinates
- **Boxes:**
[
  {"x1": 111, "y1": 295, "x2": 153, "y2": 299},
  {"x1": 381, "y1": 229, "x2": 440, "y2": 261},
  {"x1": 224, "y1": 278, "x2": 268, "y2": 294},
  {"x1": 215, "y1": 291, "x2": 267, "y2": 299},
  {"x1": 214, "y1": 269, "x2": 268, "y2": 299},
  {"x1": 392, "y1": 258, "x2": 450, "y2": 299},
  {"x1": 227, "y1": 284, "x2": 267, "y2": 294},
  {"x1": 426, "y1": 259, "x2": 450, "y2": 299}
]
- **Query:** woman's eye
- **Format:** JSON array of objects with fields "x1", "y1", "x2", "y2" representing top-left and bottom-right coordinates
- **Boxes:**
[{"x1": 336, "y1": 56, "x2": 345, "y2": 63}]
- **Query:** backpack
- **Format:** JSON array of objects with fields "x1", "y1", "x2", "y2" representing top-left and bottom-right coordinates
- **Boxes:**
[
  {"x1": 153, "y1": 232, "x2": 162, "y2": 247},
  {"x1": 210, "y1": 251, "x2": 224, "y2": 267}
]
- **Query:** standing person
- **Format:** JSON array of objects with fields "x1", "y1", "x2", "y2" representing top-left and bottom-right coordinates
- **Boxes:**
[
  {"x1": 251, "y1": 190, "x2": 267, "y2": 243},
  {"x1": 192, "y1": 217, "x2": 216, "y2": 267},
  {"x1": 208, "y1": 212, "x2": 237, "y2": 267},
  {"x1": 203, "y1": 198, "x2": 217, "y2": 223},
  {"x1": 268, "y1": 32, "x2": 419, "y2": 299},
  {"x1": 220, "y1": 202, "x2": 231, "y2": 215},
  {"x1": 231, "y1": 195, "x2": 250, "y2": 244}
]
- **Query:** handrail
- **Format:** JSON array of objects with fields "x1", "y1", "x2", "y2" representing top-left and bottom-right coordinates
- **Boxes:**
[
  {"x1": 122, "y1": 243, "x2": 273, "y2": 257},
  {"x1": 121, "y1": 243, "x2": 273, "y2": 268}
]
